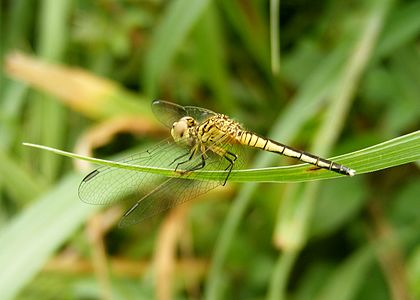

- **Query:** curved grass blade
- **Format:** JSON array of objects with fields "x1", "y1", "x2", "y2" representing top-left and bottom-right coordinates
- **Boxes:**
[
  {"x1": 0, "y1": 175, "x2": 96, "y2": 300},
  {"x1": 143, "y1": 0, "x2": 210, "y2": 96},
  {"x1": 23, "y1": 130, "x2": 420, "y2": 183}
]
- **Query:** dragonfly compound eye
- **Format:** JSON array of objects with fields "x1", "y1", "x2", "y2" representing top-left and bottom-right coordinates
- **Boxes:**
[{"x1": 171, "y1": 119, "x2": 189, "y2": 142}]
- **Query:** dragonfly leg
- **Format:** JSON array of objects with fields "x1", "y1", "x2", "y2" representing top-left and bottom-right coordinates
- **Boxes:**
[
  {"x1": 189, "y1": 154, "x2": 206, "y2": 171},
  {"x1": 171, "y1": 152, "x2": 190, "y2": 169},
  {"x1": 222, "y1": 151, "x2": 237, "y2": 186},
  {"x1": 174, "y1": 147, "x2": 206, "y2": 173},
  {"x1": 174, "y1": 150, "x2": 195, "y2": 172},
  {"x1": 176, "y1": 154, "x2": 206, "y2": 176}
]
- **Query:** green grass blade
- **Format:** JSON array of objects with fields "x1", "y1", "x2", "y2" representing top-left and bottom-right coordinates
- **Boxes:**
[
  {"x1": 218, "y1": 0, "x2": 270, "y2": 75},
  {"x1": 270, "y1": 0, "x2": 280, "y2": 75},
  {"x1": 23, "y1": 130, "x2": 420, "y2": 183},
  {"x1": 316, "y1": 221, "x2": 420, "y2": 300},
  {"x1": 375, "y1": 1, "x2": 420, "y2": 59},
  {"x1": 269, "y1": 0, "x2": 396, "y2": 296},
  {"x1": 0, "y1": 175, "x2": 97, "y2": 300},
  {"x1": 0, "y1": 150, "x2": 46, "y2": 205},
  {"x1": 267, "y1": 252, "x2": 297, "y2": 300},
  {"x1": 315, "y1": 246, "x2": 375, "y2": 300},
  {"x1": 193, "y1": 5, "x2": 232, "y2": 112},
  {"x1": 34, "y1": 0, "x2": 72, "y2": 183},
  {"x1": 143, "y1": 0, "x2": 210, "y2": 97},
  {"x1": 22, "y1": 142, "x2": 177, "y2": 177}
]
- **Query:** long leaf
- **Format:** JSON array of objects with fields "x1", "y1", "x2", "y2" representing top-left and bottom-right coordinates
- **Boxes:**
[
  {"x1": 0, "y1": 175, "x2": 96, "y2": 300},
  {"x1": 143, "y1": 0, "x2": 210, "y2": 96},
  {"x1": 23, "y1": 130, "x2": 420, "y2": 183}
]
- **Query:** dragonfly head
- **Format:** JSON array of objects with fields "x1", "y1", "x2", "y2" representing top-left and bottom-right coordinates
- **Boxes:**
[{"x1": 171, "y1": 116, "x2": 197, "y2": 145}]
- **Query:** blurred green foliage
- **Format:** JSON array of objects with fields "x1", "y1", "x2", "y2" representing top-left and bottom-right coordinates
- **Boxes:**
[{"x1": 0, "y1": 0, "x2": 419, "y2": 299}]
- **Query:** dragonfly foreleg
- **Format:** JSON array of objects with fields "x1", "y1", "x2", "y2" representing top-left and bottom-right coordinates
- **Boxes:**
[
  {"x1": 174, "y1": 145, "x2": 206, "y2": 173},
  {"x1": 174, "y1": 150, "x2": 196, "y2": 172},
  {"x1": 175, "y1": 154, "x2": 206, "y2": 177},
  {"x1": 171, "y1": 152, "x2": 190, "y2": 170}
]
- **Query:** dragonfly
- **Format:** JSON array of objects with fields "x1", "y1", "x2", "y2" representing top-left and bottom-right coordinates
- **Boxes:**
[{"x1": 79, "y1": 100, "x2": 355, "y2": 226}]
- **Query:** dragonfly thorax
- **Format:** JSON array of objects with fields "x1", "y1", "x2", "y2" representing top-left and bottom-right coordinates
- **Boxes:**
[
  {"x1": 171, "y1": 116, "x2": 197, "y2": 146},
  {"x1": 196, "y1": 114, "x2": 244, "y2": 145}
]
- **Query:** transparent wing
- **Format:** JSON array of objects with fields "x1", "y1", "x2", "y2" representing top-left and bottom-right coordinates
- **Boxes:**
[
  {"x1": 78, "y1": 138, "x2": 187, "y2": 206},
  {"x1": 119, "y1": 176, "x2": 218, "y2": 226},
  {"x1": 119, "y1": 140, "x2": 247, "y2": 226},
  {"x1": 79, "y1": 134, "x2": 247, "y2": 226},
  {"x1": 183, "y1": 104, "x2": 217, "y2": 123},
  {"x1": 152, "y1": 100, "x2": 216, "y2": 128}
]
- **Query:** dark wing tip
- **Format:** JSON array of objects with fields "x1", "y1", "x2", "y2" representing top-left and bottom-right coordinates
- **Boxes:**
[
  {"x1": 81, "y1": 169, "x2": 100, "y2": 183},
  {"x1": 78, "y1": 169, "x2": 100, "y2": 201}
]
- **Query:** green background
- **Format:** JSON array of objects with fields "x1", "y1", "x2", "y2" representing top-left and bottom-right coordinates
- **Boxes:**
[{"x1": 0, "y1": 0, "x2": 419, "y2": 299}]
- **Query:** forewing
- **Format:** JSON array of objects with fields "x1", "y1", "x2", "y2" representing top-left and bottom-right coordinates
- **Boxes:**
[{"x1": 78, "y1": 139, "x2": 189, "y2": 206}]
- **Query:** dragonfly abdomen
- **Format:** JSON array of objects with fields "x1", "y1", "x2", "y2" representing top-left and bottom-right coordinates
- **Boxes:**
[{"x1": 237, "y1": 131, "x2": 355, "y2": 176}]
